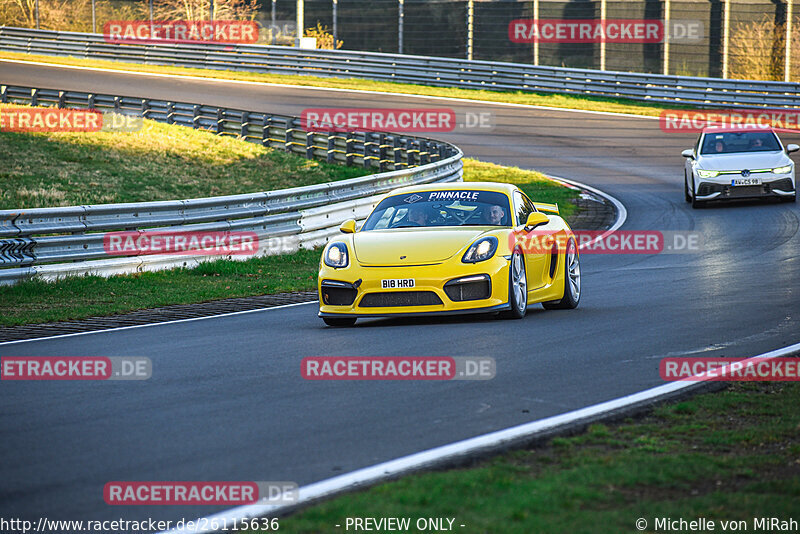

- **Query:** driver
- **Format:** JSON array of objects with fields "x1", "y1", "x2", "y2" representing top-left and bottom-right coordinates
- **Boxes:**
[
  {"x1": 483, "y1": 204, "x2": 506, "y2": 225},
  {"x1": 406, "y1": 204, "x2": 429, "y2": 226}
]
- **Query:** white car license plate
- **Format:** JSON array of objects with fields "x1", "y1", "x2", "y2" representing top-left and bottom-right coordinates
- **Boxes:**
[
  {"x1": 732, "y1": 177, "x2": 761, "y2": 186},
  {"x1": 381, "y1": 278, "x2": 415, "y2": 289}
]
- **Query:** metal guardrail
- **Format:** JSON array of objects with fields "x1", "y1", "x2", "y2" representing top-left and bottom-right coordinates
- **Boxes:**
[
  {"x1": 2, "y1": 26, "x2": 800, "y2": 108},
  {"x1": 0, "y1": 84, "x2": 463, "y2": 286}
]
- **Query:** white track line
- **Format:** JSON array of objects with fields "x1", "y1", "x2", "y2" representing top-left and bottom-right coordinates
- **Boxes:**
[
  {"x1": 0, "y1": 179, "x2": 625, "y2": 348},
  {"x1": 0, "y1": 58, "x2": 661, "y2": 120},
  {"x1": 162, "y1": 341, "x2": 800, "y2": 533},
  {"x1": 544, "y1": 173, "x2": 628, "y2": 251},
  {"x1": 0, "y1": 301, "x2": 317, "y2": 346},
  {"x1": 4, "y1": 53, "x2": 784, "y2": 533}
]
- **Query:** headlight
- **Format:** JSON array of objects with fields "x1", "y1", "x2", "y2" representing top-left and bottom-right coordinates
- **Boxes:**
[
  {"x1": 696, "y1": 169, "x2": 720, "y2": 179},
  {"x1": 462, "y1": 236, "x2": 498, "y2": 264},
  {"x1": 324, "y1": 242, "x2": 349, "y2": 268},
  {"x1": 772, "y1": 165, "x2": 792, "y2": 174}
]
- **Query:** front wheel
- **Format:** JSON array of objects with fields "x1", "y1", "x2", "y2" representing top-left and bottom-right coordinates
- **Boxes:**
[
  {"x1": 542, "y1": 238, "x2": 580, "y2": 310},
  {"x1": 684, "y1": 173, "x2": 691, "y2": 203},
  {"x1": 690, "y1": 176, "x2": 705, "y2": 209},
  {"x1": 322, "y1": 316, "x2": 357, "y2": 327},
  {"x1": 501, "y1": 248, "x2": 527, "y2": 319}
]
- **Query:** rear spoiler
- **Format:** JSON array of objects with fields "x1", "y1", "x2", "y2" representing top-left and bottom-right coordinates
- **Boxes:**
[{"x1": 533, "y1": 202, "x2": 559, "y2": 215}]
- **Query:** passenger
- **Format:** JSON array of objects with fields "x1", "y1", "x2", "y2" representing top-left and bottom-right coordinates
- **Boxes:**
[
  {"x1": 484, "y1": 205, "x2": 506, "y2": 225},
  {"x1": 714, "y1": 140, "x2": 726, "y2": 153}
]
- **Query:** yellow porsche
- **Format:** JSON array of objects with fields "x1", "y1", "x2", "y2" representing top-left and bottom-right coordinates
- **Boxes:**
[{"x1": 318, "y1": 182, "x2": 580, "y2": 326}]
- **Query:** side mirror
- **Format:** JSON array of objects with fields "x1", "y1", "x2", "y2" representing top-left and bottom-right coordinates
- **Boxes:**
[
  {"x1": 681, "y1": 149, "x2": 695, "y2": 158},
  {"x1": 339, "y1": 219, "x2": 356, "y2": 234},
  {"x1": 786, "y1": 144, "x2": 799, "y2": 153},
  {"x1": 525, "y1": 212, "x2": 550, "y2": 230}
]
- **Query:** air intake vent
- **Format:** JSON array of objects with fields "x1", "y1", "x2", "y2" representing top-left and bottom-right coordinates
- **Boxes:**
[
  {"x1": 769, "y1": 178, "x2": 794, "y2": 192},
  {"x1": 321, "y1": 281, "x2": 357, "y2": 306},
  {"x1": 697, "y1": 182, "x2": 725, "y2": 196},
  {"x1": 727, "y1": 185, "x2": 765, "y2": 198},
  {"x1": 360, "y1": 291, "x2": 443, "y2": 307},
  {"x1": 444, "y1": 276, "x2": 491, "y2": 301}
]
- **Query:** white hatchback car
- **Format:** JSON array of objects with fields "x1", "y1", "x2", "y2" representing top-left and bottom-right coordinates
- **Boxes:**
[{"x1": 682, "y1": 126, "x2": 798, "y2": 208}]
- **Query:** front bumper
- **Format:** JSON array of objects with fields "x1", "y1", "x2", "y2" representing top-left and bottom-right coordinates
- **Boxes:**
[
  {"x1": 695, "y1": 173, "x2": 795, "y2": 200},
  {"x1": 318, "y1": 256, "x2": 512, "y2": 318}
]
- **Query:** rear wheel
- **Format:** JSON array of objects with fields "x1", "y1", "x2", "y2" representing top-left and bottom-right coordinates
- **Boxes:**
[
  {"x1": 322, "y1": 317, "x2": 357, "y2": 327},
  {"x1": 542, "y1": 238, "x2": 580, "y2": 310},
  {"x1": 501, "y1": 248, "x2": 527, "y2": 319}
]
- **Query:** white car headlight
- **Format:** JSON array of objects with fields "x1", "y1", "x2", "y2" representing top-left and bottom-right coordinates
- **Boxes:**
[
  {"x1": 696, "y1": 169, "x2": 720, "y2": 179},
  {"x1": 772, "y1": 165, "x2": 792, "y2": 174},
  {"x1": 462, "y1": 237, "x2": 498, "y2": 264},
  {"x1": 324, "y1": 242, "x2": 349, "y2": 268}
]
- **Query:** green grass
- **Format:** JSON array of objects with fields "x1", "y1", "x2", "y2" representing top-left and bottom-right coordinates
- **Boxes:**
[
  {"x1": 0, "y1": 50, "x2": 673, "y2": 117},
  {"x1": 251, "y1": 382, "x2": 800, "y2": 533},
  {"x1": 5, "y1": 48, "x2": 795, "y2": 534},
  {"x1": 464, "y1": 158, "x2": 577, "y2": 218},
  {"x1": 0, "y1": 125, "x2": 579, "y2": 326},
  {"x1": 0, "y1": 105, "x2": 571, "y2": 211},
  {"x1": 0, "y1": 109, "x2": 370, "y2": 209},
  {"x1": 0, "y1": 249, "x2": 321, "y2": 327}
]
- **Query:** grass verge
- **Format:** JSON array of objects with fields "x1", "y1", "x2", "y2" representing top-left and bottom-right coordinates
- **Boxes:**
[
  {"x1": 0, "y1": 108, "x2": 370, "y2": 209},
  {"x1": 0, "y1": 50, "x2": 672, "y2": 117},
  {"x1": 0, "y1": 128, "x2": 577, "y2": 326},
  {"x1": 0, "y1": 249, "x2": 321, "y2": 327},
  {"x1": 256, "y1": 381, "x2": 800, "y2": 534}
]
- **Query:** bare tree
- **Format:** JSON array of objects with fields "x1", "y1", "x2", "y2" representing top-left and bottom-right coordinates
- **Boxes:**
[
  {"x1": 729, "y1": 14, "x2": 799, "y2": 81},
  {"x1": 5, "y1": 0, "x2": 40, "y2": 27},
  {"x1": 305, "y1": 23, "x2": 343, "y2": 50},
  {"x1": 1, "y1": 0, "x2": 93, "y2": 31},
  {"x1": 152, "y1": 0, "x2": 261, "y2": 21}
]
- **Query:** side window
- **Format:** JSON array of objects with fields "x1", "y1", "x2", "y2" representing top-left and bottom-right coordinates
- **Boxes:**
[
  {"x1": 512, "y1": 191, "x2": 532, "y2": 226},
  {"x1": 522, "y1": 193, "x2": 536, "y2": 218}
]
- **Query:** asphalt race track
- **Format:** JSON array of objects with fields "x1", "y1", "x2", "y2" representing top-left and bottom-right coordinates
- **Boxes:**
[{"x1": 1, "y1": 60, "x2": 799, "y2": 527}]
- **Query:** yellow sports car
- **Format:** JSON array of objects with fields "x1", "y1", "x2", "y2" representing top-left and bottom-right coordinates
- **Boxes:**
[{"x1": 318, "y1": 182, "x2": 580, "y2": 326}]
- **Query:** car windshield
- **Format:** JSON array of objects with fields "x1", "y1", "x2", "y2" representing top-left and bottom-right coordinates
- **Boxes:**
[
  {"x1": 361, "y1": 190, "x2": 512, "y2": 230},
  {"x1": 700, "y1": 131, "x2": 782, "y2": 155}
]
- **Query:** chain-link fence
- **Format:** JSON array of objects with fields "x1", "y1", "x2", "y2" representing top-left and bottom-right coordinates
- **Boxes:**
[{"x1": 2, "y1": 0, "x2": 799, "y2": 81}]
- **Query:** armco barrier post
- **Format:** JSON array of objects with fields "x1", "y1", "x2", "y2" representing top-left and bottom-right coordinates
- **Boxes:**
[
  {"x1": 0, "y1": 83, "x2": 461, "y2": 285},
  {"x1": 2, "y1": 28, "x2": 800, "y2": 107}
]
